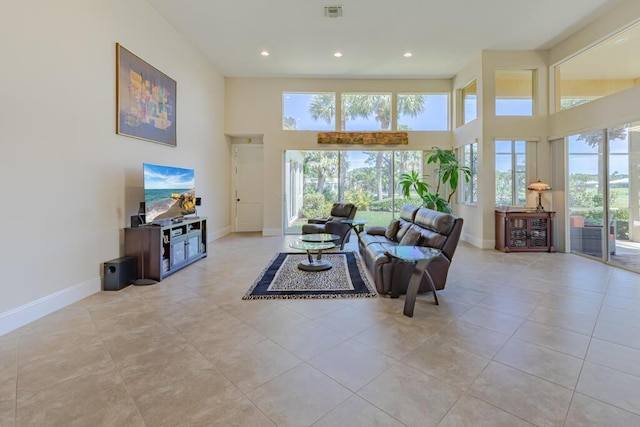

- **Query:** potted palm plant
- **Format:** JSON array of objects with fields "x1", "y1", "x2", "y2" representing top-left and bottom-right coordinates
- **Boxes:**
[{"x1": 399, "y1": 148, "x2": 471, "y2": 213}]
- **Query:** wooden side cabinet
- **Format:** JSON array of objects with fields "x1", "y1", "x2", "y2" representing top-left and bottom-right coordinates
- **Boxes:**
[
  {"x1": 495, "y1": 210, "x2": 555, "y2": 253},
  {"x1": 125, "y1": 217, "x2": 207, "y2": 281}
]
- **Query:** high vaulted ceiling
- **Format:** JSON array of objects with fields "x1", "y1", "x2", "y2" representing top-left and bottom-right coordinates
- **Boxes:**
[{"x1": 147, "y1": 0, "x2": 626, "y2": 78}]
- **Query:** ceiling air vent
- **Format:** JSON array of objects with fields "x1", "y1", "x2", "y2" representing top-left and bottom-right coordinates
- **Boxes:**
[{"x1": 324, "y1": 6, "x2": 343, "y2": 18}]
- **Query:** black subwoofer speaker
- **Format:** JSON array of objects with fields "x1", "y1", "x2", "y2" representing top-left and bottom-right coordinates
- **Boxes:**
[{"x1": 103, "y1": 256, "x2": 136, "y2": 291}]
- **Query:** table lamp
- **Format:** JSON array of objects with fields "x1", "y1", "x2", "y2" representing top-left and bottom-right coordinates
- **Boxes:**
[{"x1": 527, "y1": 180, "x2": 551, "y2": 212}]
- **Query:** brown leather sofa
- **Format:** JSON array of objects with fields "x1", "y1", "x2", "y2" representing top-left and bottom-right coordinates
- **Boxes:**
[
  {"x1": 301, "y1": 202, "x2": 357, "y2": 249},
  {"x1": 358, "y1": 204, "x2": 463, "y2": 296}
]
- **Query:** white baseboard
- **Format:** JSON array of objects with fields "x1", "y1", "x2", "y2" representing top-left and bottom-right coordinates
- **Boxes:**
[
  {"x1": 0, "y1": 277, "x2": 100, "y2": 336},
  {"x1": 209, "y1": 226, "x2": 231, "y2": 242},
  {"x1": 262, "y1": 228, "x2": 282, "y2": 236},
  {"x1": 461, "y1": 233, "x2": 482, "y2": 248}
]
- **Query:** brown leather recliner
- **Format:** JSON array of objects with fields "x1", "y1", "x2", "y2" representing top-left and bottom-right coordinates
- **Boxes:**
[{"x1": 301, "y1": 202, "x2": 357, "y2": 249}]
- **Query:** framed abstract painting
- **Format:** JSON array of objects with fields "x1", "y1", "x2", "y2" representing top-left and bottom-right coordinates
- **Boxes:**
[{"x1": 116, "y1": 43, "x2": 177, "y2": 146}]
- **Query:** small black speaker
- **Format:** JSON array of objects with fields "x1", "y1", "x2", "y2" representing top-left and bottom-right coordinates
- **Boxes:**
[
  {"x1": 103, "y1": 256, "x2": 136, "y2": 291},
  {"x1": 195, "y1": 197, "x2": 201, "y2": 206}
]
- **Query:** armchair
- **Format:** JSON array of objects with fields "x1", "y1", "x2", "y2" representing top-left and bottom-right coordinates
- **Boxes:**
[{"x1": 301, "y1": 202, "x2": 357, "y2": 249}]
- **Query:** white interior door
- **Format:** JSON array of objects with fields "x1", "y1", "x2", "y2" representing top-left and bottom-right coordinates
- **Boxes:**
[{"x1": 235, "y1": 145, "x2": 264, "y2": 232}]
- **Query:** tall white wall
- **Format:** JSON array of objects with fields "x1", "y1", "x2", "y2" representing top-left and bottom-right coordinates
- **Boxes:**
[
  {"x1": 225, "y1": 78, "x2": 452, "y2": 235},
  {"x1": 481, "y1": 50, "x2": 551, "y2": 247},
  {"x1": 452, "y1": 54, "x2": 484, "y2": 247},
  {"x1": 0, "y1": 0, "x2": 229, "y2": 333}
]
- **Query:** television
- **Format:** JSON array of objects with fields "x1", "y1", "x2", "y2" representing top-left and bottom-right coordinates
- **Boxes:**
[{"x1": 143, "y1": 163, "x2": 196, "y2": 224}]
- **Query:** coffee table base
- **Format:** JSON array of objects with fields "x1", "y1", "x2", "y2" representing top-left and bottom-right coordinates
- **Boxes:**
[{"x1": 297, "y1": 258, "x2": 332, "y2": 271}]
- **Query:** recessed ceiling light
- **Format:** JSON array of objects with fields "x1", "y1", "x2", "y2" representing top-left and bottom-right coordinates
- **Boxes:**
[
  {"x1": 403, "y1": 52, "x2": 413, "y2": 58},
  {"x1": 260, "y1": 51, "x2": 270, "y2": 57},
  {"x1": 615, "y1": 37, "x2": 629, "y2": 44},
  {"x1": 334, "y1": 52, "x2": 343, "y2": 58}
]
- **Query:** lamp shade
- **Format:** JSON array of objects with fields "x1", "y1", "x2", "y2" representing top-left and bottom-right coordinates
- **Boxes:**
[{"x1": 527, "y1": 180, "x2": 551, "y2": 192}]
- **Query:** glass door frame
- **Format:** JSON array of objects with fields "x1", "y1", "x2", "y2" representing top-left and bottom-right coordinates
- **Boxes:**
[{"x1": 282, "y1": 149, "x2": 424, "y2": 234}]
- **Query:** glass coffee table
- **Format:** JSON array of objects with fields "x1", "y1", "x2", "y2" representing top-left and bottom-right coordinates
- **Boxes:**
[
  {"x1": 292, "y1": 233, "x2": 340, "y2": 271},
  {"x1": 386, "y1": 246, "x2": 442, "y2": 317}
]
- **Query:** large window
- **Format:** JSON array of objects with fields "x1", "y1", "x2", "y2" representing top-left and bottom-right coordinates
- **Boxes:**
[
  {"x1": 495, "y1": 140, "x2": 527, "y2": 206},
  {"x1": 460, "y1": 79, "x2": 477, "y2": 125},
  {"x1": 460, "y1": 142, "x2": 478, "y2": 204},
  {"x1": 282, "y1": 93, "x2": 336, "y2": 130},
  {"x1": 556, "y1": 21, "x2": 640, "y2": 112},
  {"x1": 283, "y1": 91, "x2": 449, "y2": 131},
  {"x1": 397, "y1": 93, "x2": 449, "y2": 131},
  {"x1": 284, "y1": 150, "x2": 423, "y2": 233},
  {"x1": 341, "y1": 93, "x2": 392, "y2": 130},
  {"x1": 495, "y1": 70, "x2": 534, "y2": 116}
]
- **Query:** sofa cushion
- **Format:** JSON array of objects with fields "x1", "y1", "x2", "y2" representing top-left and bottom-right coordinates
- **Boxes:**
[
  {"x1": 416, "y1": 228, "x2": 447, "y2": 249},
  {"x1": 359, "y1": 232, "x2": 393, "y2": 247},
  {"x1": 414, "y1": 207, "x2": 456, "y2": 235},
  {"x1": 399, "y1": 226, "x2": 423, "y2": 246},
  {"x1": 385, "y1": 219, "x2": 401, "y2": 241},
  {"x1": 399, "y1": 204, "x2": 419, "y2": 222}
]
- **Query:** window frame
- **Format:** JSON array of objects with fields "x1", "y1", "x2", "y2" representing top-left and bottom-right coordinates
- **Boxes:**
[
  {"x1": 459, "y1": 79, "x2": 478, "y2": 126},
  {"x1": 459, "y1": 141, "x2": 478, "y2": 205},
  {"x1": 340, "y1": 92, "x2": 393, "y2": 131},
  {"x1": 494, "y1": 69, "x2": 535, "y2": 117},
  {"x1": 396, "y1": 92, "x2": 450, "y2": 131},
  {"x1": 282, "y1": 92, "x2": 336, "y2": 131},
  {"x1": 495, "y1": 139, "x2": 528, "y2": 207},
  {"x1": 282, "y1": 91, "x2": 451, "y2": 132}
]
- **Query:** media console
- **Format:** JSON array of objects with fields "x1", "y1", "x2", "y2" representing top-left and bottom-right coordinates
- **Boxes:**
[{"x1": 124, "y1": 217, "x2": 207, "y2": 282}]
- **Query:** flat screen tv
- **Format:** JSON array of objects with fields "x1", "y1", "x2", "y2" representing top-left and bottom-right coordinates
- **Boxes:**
[{"x1": 143, "y1": 163, "x2": 196, "y2": 224}]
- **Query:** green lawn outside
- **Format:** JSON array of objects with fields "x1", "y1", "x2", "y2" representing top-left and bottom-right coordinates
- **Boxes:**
[{"x1": 288, "y1": 209, "x2": 395, "y2": 233}]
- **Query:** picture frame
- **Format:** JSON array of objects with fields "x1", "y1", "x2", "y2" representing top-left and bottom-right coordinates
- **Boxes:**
[{"x1": 116, "y1": 43, "x2": 177, "y2": 146}]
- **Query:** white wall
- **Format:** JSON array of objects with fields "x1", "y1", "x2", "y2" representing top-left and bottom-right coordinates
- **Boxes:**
[
  {"x1": 480, "y1": 50, "x2": 552, "y2": 247},
  {"x1": 0, "y1": 0, "x2": 229, "y2": 334},
  {"x1": 452, "y1": 54, "x2": 484, "y2": 247},
  {"x1": 225, "y1": 78, "x2": 452, "y2": 235}
]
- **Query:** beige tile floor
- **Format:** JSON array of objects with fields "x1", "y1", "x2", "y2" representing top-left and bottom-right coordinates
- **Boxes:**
[{"x1": 2, "y1": 233, "x2": 640, "y2": 426}]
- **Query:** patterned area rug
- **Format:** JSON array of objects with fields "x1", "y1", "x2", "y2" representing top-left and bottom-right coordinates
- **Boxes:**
[{"x1": 242, "y1": 251, "x2": 377, "y2": 299}]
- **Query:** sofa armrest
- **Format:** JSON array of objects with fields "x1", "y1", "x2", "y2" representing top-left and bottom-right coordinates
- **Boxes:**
[{"x1": 366, "y1": 226, "x2": 387, "y2": 236}]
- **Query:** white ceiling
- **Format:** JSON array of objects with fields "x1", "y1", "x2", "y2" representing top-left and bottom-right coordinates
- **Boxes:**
[{"x1": 147, "y1": 0, "x2": 627, "y2": 79}]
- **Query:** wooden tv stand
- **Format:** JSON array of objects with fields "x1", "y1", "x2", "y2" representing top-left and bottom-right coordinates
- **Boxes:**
[{"x1": 124, "y1": 217, "x2": 207, "y2": 282}]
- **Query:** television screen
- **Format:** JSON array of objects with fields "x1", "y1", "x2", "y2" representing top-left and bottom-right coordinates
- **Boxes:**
[{"x1": 143, "y1": 163, "x2": 196, "y2": 223}]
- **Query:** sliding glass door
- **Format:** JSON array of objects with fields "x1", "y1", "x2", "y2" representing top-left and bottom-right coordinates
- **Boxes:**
[
  {"x1": 284, "y1": 150, "x2": 422, "y2": 234},
  {"x1": 567, "y1": 123, "x2": 640, "y2": 272},
  {"x1": 568, "y1": 131, "x2": 606, "y2": 258},
  {"x1": 608, "y1": 122, "x2": 640, "y2": 271}
]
